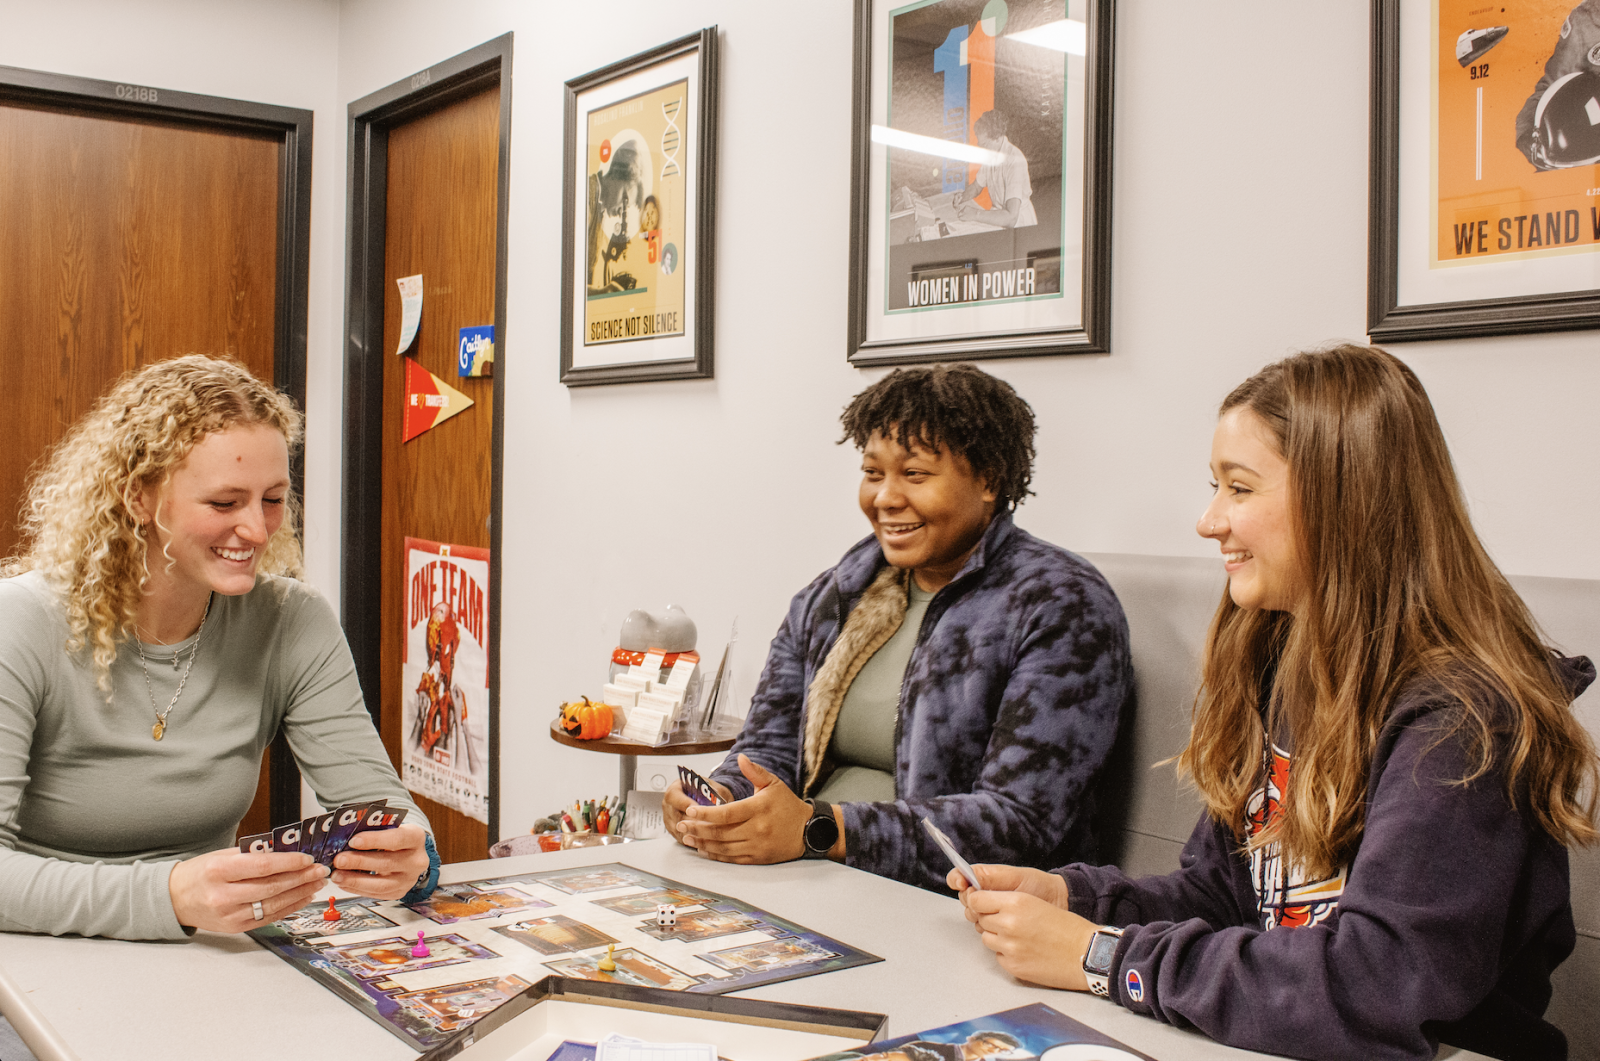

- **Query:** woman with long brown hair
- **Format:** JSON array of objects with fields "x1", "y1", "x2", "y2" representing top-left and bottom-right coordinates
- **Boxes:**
[
  {"x1": 0, "y1": 356, "x2": 436, "y2": 941},
  {"x1": 952, "y1": 345, "x2": 1597, "y2": 1060}
]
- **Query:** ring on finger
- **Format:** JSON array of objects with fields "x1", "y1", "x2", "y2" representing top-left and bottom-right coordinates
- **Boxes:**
[{"x1": 251, "y1": 900, "x2": 265, "y2": 921}]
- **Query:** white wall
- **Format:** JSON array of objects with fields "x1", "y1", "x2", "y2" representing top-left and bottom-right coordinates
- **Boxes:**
[
  {"x1": 7, "y1": 0, "x2": 1597, "y2": 838},
  {"x1": 334, "y1": 0, "x2": 1600, "y2": 837}
]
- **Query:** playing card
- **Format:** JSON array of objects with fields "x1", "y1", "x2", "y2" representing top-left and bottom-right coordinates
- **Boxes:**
[
  {"x1": 319, "y1": 800, "x2": 381, "y2": 866},
  {"x1": 237, "y1": 830, "x2": 274, "y2": 855},
  {"x1": 271, "y1": 820, "x2": 305, "y2": 853},
  {"x1": 677, "y1": 765, "x2": 723, "y2": 807},
  {"x1": 921, "y1": 817, "x2": 980, "y2": 891},
  {"x1": 303, "y1": 810, "x2": 338, "y2": 864},
  {"x1": 356, "y1": 805, "x2": 408, "y2": 834}
]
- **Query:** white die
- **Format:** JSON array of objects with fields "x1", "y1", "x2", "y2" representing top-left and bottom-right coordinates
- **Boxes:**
[{"x1": 655, "y1": 904, "x2": 677, "y2": 927}]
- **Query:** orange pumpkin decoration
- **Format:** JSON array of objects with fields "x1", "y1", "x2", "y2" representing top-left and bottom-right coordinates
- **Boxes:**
[{"x1": 559, "y1": 696, "x2": 613, "y2": 740}]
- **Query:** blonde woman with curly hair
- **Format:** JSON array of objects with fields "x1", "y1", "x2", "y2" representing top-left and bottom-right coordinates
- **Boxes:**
[
  {"x1": 0, "y1": 356, "x2": 435, "y2": 941},
  {"x1": 950, "y1": 345, "x2": 1598, "y2": 1061}
]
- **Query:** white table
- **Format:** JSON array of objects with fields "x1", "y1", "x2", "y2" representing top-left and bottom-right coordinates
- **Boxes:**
[{"x1": 0, "y1": 839, "x2": 1485, "y2": 1061}]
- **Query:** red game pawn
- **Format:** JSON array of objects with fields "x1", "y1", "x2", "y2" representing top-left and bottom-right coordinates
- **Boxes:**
[
  {"x1": 322, "y1": 896, "x2": 340, "y2": 922},
  {"x1": 411, "y1": 931, "x2": 430, "y2": 959}
]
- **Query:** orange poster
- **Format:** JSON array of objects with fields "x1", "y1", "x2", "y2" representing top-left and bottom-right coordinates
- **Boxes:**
[{"x1": 1434, "y1": 0, "x2": 1600, "y2": 266}]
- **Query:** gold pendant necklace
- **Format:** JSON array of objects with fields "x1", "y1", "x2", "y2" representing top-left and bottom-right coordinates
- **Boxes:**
[{"x1": 135, "y1": 596, "x2": 211, "y2": 742}]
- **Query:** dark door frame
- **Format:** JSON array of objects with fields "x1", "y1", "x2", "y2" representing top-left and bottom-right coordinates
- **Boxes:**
[
  {"x1": 0, "y1": 64, "x2": 313, "y2": 827},
  {"x1": 341, "y1": 34, "x2": 512, "y2": 842}
]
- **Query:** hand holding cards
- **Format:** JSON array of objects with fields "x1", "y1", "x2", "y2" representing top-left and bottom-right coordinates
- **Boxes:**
[{"x1": 238, "y1": 799, "x2": 408, "y2": 866}]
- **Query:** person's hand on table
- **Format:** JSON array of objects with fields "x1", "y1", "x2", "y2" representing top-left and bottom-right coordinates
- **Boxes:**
[
  {"x1": 168, "y1": 848, "x2": 330, "y2": 933},
  {"x1": 949, "y1": 863, "x2": 1092, "y2": 990},
  {"x1": 331, "y1": 822, "x2": 431, "y2": 900},
  {"x1": 675, "y1": 754, "x2": 839, "y2": 864}
]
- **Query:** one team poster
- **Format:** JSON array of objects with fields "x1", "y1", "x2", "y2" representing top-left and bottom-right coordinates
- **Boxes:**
[
  {"x1": 402, "y1": 537, "x2": 490, "y2": 823},
  {"x1": 583, "y1": 77, "x2": 688, "y2": 346},
  {"x1": 1434, "y1": 0, "x2": 1600, "y2": 266},
  {"x1": 884, "y1": 0, "x2": 1068, "y2": 312}
]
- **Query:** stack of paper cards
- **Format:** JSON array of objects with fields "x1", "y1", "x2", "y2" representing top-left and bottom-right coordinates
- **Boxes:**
[
  {"x1": 612, "y1": 647, "x2": 701, "y2": 744},
  {"x1": 238, "y1": 799, "x2": 408, "y2": 866}
]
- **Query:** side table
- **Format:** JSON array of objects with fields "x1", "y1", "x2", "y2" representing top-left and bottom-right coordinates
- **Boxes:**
[{"x1": 547, "y1": 719, "x2": 738, "y2": 796}]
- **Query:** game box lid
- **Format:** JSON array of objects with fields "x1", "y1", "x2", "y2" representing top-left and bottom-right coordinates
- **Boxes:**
[{"x1": 420, "y1": 976, "x2": 889, "y2": 1061}]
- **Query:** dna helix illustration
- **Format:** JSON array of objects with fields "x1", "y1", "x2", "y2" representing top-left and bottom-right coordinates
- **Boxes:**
[{"x1": 660, "y1": 97, "x2": 682, "y2": 179}]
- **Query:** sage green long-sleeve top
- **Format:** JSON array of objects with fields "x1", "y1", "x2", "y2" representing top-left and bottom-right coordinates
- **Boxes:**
[{"x1": 0, "y1": 571, "x2": 428, "y2": 940}]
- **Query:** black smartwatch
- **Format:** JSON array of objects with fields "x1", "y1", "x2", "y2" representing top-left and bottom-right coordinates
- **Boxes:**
[
  {"x1": 1081, "y1": 925, "x2": 1124, "y2": 997},
  {"x1": 800, "y1": 798, "x2": 839, "y2": 859}
]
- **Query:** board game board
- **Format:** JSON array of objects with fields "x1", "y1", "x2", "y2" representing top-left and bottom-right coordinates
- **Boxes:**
[{"x1": 247, "y1": 862, "x2": 881, "y2": 1052}]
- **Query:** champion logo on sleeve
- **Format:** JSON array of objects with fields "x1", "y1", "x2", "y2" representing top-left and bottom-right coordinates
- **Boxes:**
[{"x1": 1125, "y1": 968, "x2": 1145, "y2": 1002}]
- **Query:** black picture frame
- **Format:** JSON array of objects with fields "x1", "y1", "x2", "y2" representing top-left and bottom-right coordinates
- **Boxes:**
[
  {"x1": 560, "y1": 28, "x2": 718, "y2": 386},
  {"x1": 1368, "y1": 0, "x2": 1600, "y2": 343},
  {"x1": 847, "y1": 0, "x2": 1115, "y2": 366}
]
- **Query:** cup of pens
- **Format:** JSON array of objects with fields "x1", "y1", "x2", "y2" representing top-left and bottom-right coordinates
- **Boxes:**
[
  {"x1": 556, "y1": 797, "x2": 628, "y2": 841},
  {"x1": 561, "y1": 832, "x2": 631, "y2": 849}
]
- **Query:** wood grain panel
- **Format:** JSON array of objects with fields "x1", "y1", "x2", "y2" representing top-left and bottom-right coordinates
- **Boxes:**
[
  {"x1": 379, "y1": 87, "x2": 499, "y2": 864},
  {"x1": 0, "y1": 101, "x2": 281, "y2": 837}
]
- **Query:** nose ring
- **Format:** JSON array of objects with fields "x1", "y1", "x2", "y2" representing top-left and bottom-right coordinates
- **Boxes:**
[{"x1": 1209, "y1": 520, "x2": 1217, "y2": 534}]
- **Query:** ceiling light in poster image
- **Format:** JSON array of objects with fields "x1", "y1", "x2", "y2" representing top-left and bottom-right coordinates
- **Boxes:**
[
  {"x1": 403, "y1": 538, "x2": 491, "y2": 823},
  {"x1": 1434, "y1": 0, "x2": 1600, "y2": 268},
  {"x1": 884, "y1": 0, "x2": 1068, "y2": 312}
]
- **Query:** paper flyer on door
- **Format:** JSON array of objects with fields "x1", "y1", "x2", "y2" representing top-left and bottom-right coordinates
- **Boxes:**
[{"x1": 402, "y1": 537, "x2": 491, "y2": 822}]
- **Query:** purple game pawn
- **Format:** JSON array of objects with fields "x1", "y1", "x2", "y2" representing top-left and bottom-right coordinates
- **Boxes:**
[{"x1": 412, "y1": 931, "x2": 431, "y2": 958}]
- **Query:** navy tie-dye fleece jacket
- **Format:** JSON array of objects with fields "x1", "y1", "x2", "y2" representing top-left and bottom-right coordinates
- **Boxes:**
[{"x1": 711, "y1": 512, "x2": 1132, "y2": 891}]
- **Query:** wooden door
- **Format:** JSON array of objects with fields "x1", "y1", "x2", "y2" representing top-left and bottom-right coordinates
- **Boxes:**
[
  {"x1": 0, "y1": 72, "x2": 311, "y2": 838},
  {"x1": 0, "y1": 104, "x2": 280, "y2": 560},
  {"x1": 377, "y1": 86, "x2": 500, "y2": 864}
]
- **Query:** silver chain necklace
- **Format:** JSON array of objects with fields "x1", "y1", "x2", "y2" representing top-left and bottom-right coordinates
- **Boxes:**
[{"x1": 135, "y1": 595, "x2": 212, "y2": 742}]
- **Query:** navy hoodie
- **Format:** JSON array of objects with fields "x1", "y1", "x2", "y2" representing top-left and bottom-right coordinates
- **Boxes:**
[{"x1": 1061, "y1": 655, "x2": 1594, "y2": 1061}]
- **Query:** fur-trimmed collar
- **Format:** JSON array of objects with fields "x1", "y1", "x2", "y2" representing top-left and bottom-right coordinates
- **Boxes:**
[{"x1": 801, "y1": 564, "x2": 909, "y2": 794}]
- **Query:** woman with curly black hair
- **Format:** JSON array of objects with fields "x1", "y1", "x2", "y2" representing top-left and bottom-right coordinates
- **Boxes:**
[{"x1": 665, "y1": 363, "x2": 1131, "y2": 890}]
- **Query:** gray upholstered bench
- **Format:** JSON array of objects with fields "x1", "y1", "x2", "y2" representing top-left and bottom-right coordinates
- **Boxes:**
[{"x1": 1083, "y1": 553, "x2": 1599, "y2": 1060}]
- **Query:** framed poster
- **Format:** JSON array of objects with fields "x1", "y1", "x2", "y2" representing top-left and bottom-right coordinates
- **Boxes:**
[
  {"x1": 848, "y1": 0, "x2": 1114, "y2": 366},
  {"x1": 402, "y1": 537, "x2": 491, "y2": 823},
  {"x1": 560, "y1": 28, "x2": 718, "y2": 386},
  {"x1": 1370, "y1": 0, "x2": 1600, "y2": 341}
]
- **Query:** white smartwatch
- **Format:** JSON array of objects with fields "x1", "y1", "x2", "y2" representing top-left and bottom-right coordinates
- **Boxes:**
[{"x1": 1081, "y1": 925, "x2": 1124, "y2": 998}]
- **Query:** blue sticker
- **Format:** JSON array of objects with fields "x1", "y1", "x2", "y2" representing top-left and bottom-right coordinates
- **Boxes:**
[{"x1": 458, "y1": 325, "x2": 494, "y2": 377}]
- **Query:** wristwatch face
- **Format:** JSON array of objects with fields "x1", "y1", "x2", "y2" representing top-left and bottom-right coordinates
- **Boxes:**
[
  {"x1": 803, "y1": 808, "x2": 839, "y2": 853},
  {"x1": 1084, "y1": 930, "x2": 1120, "y2": 975}
]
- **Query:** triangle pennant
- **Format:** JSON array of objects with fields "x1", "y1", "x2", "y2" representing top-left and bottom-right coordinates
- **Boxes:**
[{"x1": 402, "y1": 357, "x2": 475, "y2": 443}]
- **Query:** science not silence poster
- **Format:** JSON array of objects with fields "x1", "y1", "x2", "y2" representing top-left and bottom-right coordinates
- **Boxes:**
[
  {"x1": 402, "y1": 537, "x2": 491, "y2": 823},
  {"x1": 582, "y1": 78, "x2": 688, "y2": 349}
]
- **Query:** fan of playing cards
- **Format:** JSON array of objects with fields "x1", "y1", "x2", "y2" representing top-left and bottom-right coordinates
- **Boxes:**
[
  {"x1": 238, "y1": 799, "x2": 408, "y2": 865},
  {"x1": 677, "y1": 766, "x2": 723, "y2": 807}
]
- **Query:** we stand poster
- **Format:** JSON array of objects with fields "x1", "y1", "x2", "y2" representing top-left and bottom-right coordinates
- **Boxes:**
[{"x1": 402, "y1": 537, "x2": 490, "y2": 822}]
